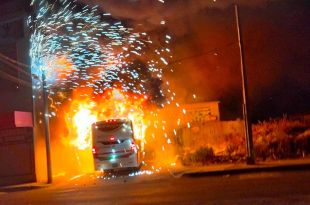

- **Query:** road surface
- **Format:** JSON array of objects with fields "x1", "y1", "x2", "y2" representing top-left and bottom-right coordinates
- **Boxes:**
[{"x1": 1, "y1": 170, "x2": 310, "y2": 205}]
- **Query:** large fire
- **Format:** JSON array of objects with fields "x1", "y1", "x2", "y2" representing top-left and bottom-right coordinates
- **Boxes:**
[
  {"x1": 30, "y1": 0, "x2": 179, "y2": 181},
  {"x1": 71, "y1": 106, "x2": 97, "y2": 150},
  {"x1": 46, "y1": 86, "x2": 180, "y2": 178},
  {"x1": 47, "y1": 88, "x2": 154, "y2": 178},
  {"x1": 63, "y1": 88, "x2": 149, "y2": 151}
]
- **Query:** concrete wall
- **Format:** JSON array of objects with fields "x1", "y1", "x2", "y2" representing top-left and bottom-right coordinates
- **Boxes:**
[
  {"x1": 0, "y1": 0, "x2": 36, "y2": 186},
  {"x1": 181, "y1": 102, "x2": 221, "y2": 122},
  {"x1": 0, "y1": 128, "x2": 35, "y2": 186},
  {"x1": 175, "y1": 120, "x2": 246, "y2": 155}
]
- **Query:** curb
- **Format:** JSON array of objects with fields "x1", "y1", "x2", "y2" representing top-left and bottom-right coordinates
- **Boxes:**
[
  {"x1": 181, "y1": 163, "x2": 310, "y2": 177},
  {"x1": 0, "y1": 183, "x2": 49, "y2": 193}
]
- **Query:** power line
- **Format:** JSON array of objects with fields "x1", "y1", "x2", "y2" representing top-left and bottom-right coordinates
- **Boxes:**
[
  {"x1": 0, "y1": 69, "x2": 32, "y2": 87},
  {"x1": 0, "y1": 51, "x2": 32, "y2": 86},
  {"x1": 0, "y1": 52, "x2": 29, "y2": 68},
  {"x1": 0, "y1": 57, "x2": 31, "y2": 77},
  {"x1": 0, "y1": 51, "x2": 31, "y2": 79},
  {"x1": 167, "y1": 41, "x2": 236, "y2": 66}
]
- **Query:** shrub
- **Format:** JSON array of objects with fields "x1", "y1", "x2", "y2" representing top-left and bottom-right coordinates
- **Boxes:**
[
  {"x1": 253, "y1": 116, "x2": 310, "y2": 160},
  {"x1": 224, "y1": 133, "x2": 246, "y2": 157},
  {"x1": 180, "y1": 116, "x2": 310, "y2": 165},
  {"x1": 295, "y1": 130, "x2": 310, "y2": 156}
]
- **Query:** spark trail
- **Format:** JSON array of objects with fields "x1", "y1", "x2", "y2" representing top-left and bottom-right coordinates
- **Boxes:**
[
  {"x1": 30, "y1": 0, "x2": 172, "y2": 100},
  {"x1": 30, "y1": 0, "x2": 185, "y2": 175}
]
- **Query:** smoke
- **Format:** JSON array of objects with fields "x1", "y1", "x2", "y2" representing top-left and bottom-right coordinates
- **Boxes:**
[
  {"x1": 76, "y1": 0, "x2": 280, "y2": 38},
  {"x1": 77, "y1": 0, "x2": 310, "y2": 120},
  {"x1": 79, "y1": 0, "x2": 278, "y2": 24}
]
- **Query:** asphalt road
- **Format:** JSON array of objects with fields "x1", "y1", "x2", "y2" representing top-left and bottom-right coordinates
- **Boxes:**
[{"x1": 1, "y1": 170, "x2": 310, "y2": 205}]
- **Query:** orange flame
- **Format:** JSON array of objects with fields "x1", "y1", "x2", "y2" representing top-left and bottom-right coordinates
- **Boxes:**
[
  {"x1": 71, "y1": 106, "x2": 97, "y2": 150},
  {"x1": 64, "y1": 88, "x2": 150, "y2": 151},
  {"x1": 48, "y1": 87, "x2": 153, "y2": 178}
]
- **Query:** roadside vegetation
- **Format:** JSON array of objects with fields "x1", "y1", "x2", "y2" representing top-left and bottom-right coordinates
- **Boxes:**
[{"x1": 181, "y1": 115, "x2": 310, "y2": 166}]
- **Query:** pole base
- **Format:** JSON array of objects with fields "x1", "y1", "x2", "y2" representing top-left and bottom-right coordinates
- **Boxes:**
[{"x1": 246, "y1": 156, "x2": 255, "y2": 165}]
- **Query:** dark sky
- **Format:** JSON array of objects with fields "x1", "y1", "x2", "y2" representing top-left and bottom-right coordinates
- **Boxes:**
[
  {"x1": 2, "y1": 0, "x2": 309, "y2": 121},
  {"x1": 80, "y1": 0, "x2": 310, "y2": 121}
]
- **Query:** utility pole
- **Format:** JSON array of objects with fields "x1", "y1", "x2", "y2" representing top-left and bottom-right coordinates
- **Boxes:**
[
  {"x1": 234, "y1": 4, "x2": 255, "y2": 165},
  {"x1": 42, "y1": 72, "x2": 53, "y2": 183}
]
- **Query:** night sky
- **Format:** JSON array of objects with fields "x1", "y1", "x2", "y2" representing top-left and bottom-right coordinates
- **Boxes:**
[
  {"x1": 1, "y1": 0, "x2": 310, "y2": 121},
  {"x1": 79, "y1": 0, "x2": 310, "y2": 121}
]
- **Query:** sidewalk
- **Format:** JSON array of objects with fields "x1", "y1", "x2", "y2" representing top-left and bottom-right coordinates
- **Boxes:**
[
  {"x1": 170, "y1": 158, "x2": 310, "y2": 177},
  {"x1": 0, "y1": 182, "x2": 49, "y2": 194},
  {"x1": 0, "y1": 173, "x2": 90, "y2": 193}
]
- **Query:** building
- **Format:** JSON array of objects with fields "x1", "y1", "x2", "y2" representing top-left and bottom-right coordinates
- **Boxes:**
[
  {"x1": 0, "y1": 0, "x2": 35, "y2": 186},
  {"x1": 0, "y1": 0, "x2": 32, "y2": 113}
]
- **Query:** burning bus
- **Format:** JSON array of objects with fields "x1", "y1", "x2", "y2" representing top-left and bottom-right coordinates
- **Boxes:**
[{"x1": 91, "y1": 119, "x2": 142, "y2": 171}]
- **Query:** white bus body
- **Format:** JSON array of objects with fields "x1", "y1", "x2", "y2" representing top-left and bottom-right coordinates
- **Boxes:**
[{"x1": 92, "y1": 119, "x2": 141, "y2": 171}]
